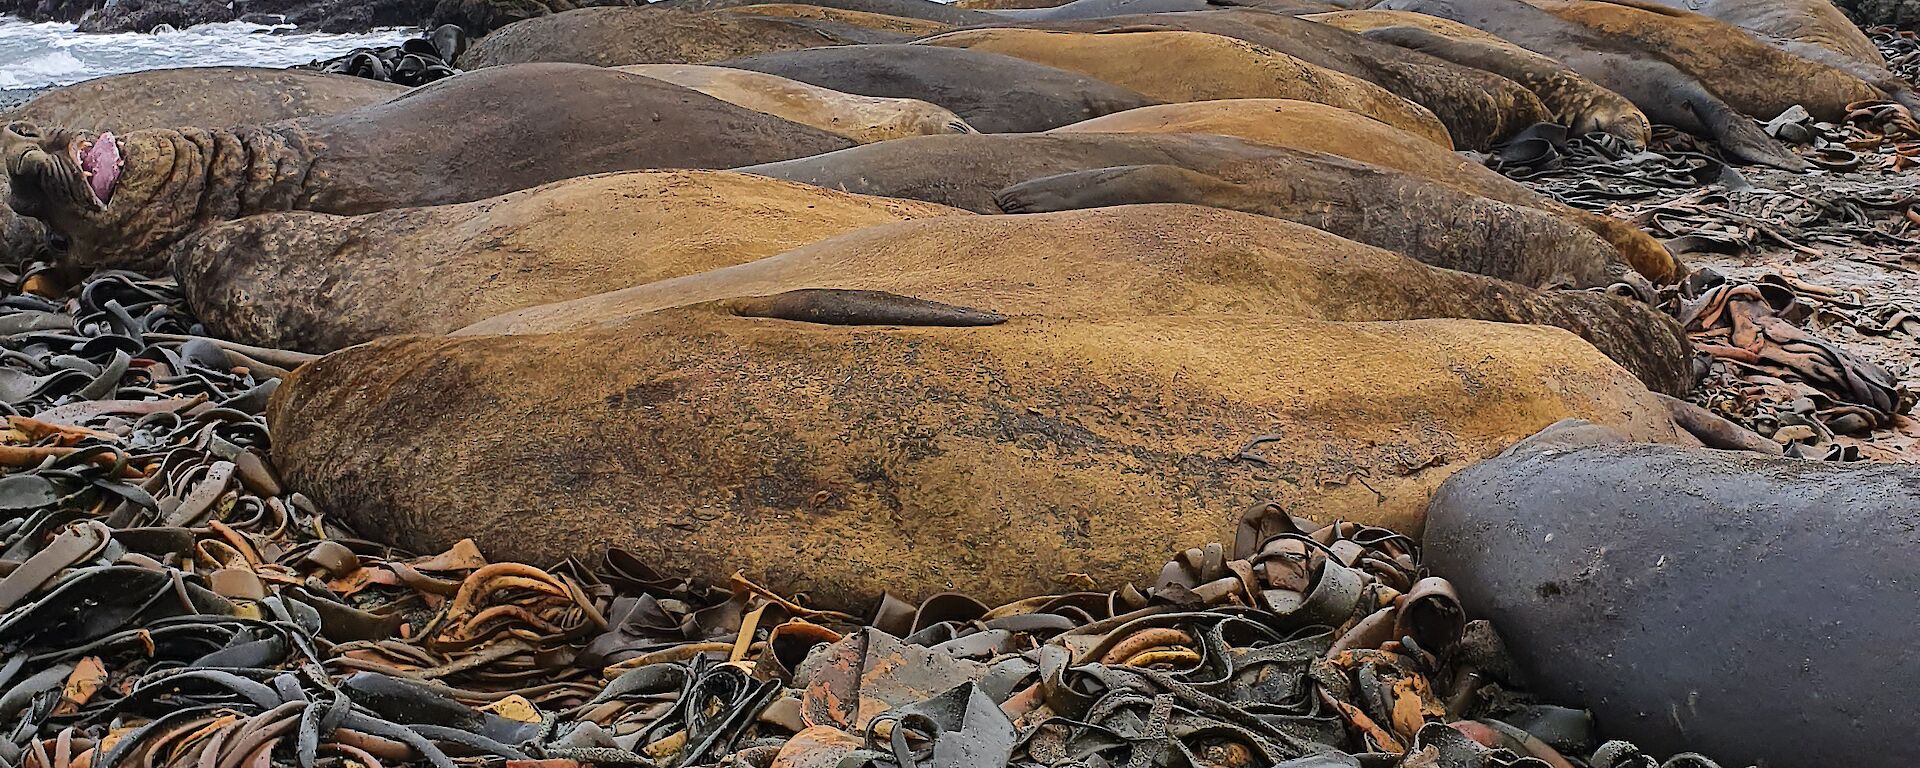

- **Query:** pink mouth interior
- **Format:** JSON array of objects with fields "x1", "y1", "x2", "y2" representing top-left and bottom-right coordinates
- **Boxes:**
[{"x1": 80, "y1": 132, "x2": 121, "y2": 205}]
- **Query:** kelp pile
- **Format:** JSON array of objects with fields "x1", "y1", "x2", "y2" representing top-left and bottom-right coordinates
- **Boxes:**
[{"x1": 0, "y1": 264, "x2": 1735, "y2": 768}]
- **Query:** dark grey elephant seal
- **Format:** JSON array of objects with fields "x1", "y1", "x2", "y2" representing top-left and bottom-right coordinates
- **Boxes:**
[
  {"x1": 1377, "y1": 0, "x2": 1808, "y2": 170},
  {"x1": 741, "y1": 132, "x2": 1692, "y2": 393},
  {"x1": 1425, "y1": 442, "x2": 1920, "y2": 767},
  {"x1": 717, "y1": 44, "x2": 1160, "y2": 131},
  {"x1": 3, "y1": 63, "x2": 853, "y2": 272},
  {"x1": 985, "y1": 8, "x2": 1553, "y2": 149}
]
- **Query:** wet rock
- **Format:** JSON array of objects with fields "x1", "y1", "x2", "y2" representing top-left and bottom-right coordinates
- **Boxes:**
[{"x1": 1424, "y1": 442, "x2": 1920, "y2": 767}]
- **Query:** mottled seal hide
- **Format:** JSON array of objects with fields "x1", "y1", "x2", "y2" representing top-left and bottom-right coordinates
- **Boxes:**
[
  {"x1": 0, "y1": 66, "x2": 406, "y2": 261},
  {"x1": 987, "y1": 0, "x2": 1337, "y2": 20},
  {"x1": 3, "y1": 63, "x2": 854, "y2": 271},
  {"x1": 1307, "y1": 9, "x2": 1651, "y2": 147},
  {"x1": 466, "y1": 204, "x2": 1692, "y2": 396},
  {"x1": 617, "y1": 63, "x2": 976, "y2": 141},
  {"x1": 987, "y1": 8, "x2": 1552, "y2": 149},
  {"x1": 1426, "y1": 443, "x2": 1920, "y2": 768},
  {"x1": 0, "y1": 67, "x2": 406, "y2": 131},
  {"x1": 171, "y1": 171, "x2": 967, "y2": 352},
  {"x1": 913, "y1": 28, "x2": 1453, "y2": 147},
  {"x1": 1628, "y1": 0, "x2": 1913, "y2": 104},
  {"x1": 270, "y1": 299, "x2": 1683, "y2": 607},
  {"x1": 719, "y1": 3, "x2": 951, "y2": 36},
  {"x1": 457, "y1": 8, "x2": 881, "y2": 69},
  {"x1": 1530, "y1": 0, "x2": 1884, "y2": 122},
  {"x1": 652, "y1": 0, "x2": 997, "y2": 25},
  {"x1": 1054, "y1": 99, "x2": 1677, "y2": 284},
  {"x1": 739, "y1": 132, "x2": 1680, "y2": 286},
  {"x1": 1376, "y1": 0, "x2": 1808, "y2": 170},
  {"x1": 993, "y1": 164, "x2": 1632, "y2": 289},
  {"x1": 716, "y1": 44, "x2": 1161, "y2": 132}
]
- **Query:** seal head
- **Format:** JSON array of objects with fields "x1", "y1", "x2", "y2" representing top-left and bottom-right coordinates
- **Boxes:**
[{"x1": 4, "y1": 122, "x2": 121, "y2": 225}]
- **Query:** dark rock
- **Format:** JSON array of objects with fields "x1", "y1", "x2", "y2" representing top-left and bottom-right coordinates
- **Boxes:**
[
  {"x1": 75, "y1": 0, "x2": 234, "y2": 32},
  {"x1": 1424, "y1": 442, "x2": 1920, "y2": 768}
]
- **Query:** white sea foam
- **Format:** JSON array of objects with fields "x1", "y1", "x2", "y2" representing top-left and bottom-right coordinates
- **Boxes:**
[{"x1": 0, "y1": 17, "x2": 416, "y2": 92}]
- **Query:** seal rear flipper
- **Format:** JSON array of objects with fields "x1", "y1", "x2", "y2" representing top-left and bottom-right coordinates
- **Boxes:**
[
  {"x1": 1687, "y1": 95, "x2": 1810, "y2": 172},
  {"x1": 993, "y1": 164, "x2": 1244, "y2": 214},
  {"x1": 715, "y1": 289, "x2": 1008, "y2": 327}
]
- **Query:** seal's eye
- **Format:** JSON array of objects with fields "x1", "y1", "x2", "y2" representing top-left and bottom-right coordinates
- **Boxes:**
[{"x1": 3, "y1": 121, "x2": 40, "y2": 140}]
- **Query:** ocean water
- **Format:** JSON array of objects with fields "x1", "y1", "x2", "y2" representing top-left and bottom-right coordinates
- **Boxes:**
[{"x1": 0, "y1": 17, "x2": 416, "y2": 93}]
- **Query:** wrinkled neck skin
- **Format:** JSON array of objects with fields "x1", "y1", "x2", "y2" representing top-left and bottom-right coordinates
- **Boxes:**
[{"x1": 54, "y1": 126, "x2": 312, "y2": 272}]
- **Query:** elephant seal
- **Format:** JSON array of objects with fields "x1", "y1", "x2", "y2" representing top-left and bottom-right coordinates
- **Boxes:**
[
  {"x1": 740, "y1": 131, "x2": 1681, "y2": 285},
  {"x1": 1375, "y1": 0, "x2": 1809, "y2": 170},
  {"x1": 1306, "y1": 9, "x2": 1650, "y2": 147},
  {"x1": 0, "y1": 67, "x2": 406, "y2": 262},
  {"x1": 617, "y1": 64, "x2": 976, "y2": 141},
  {"x1": 271, "y1": 297, "x2": 1683, "y2": 608},
  {"x1": 913, "y1": 28, "x2": 1454, "y2": 147},
  {"x1": 652, "y1": 0, "x2": 998, "y2": 25},
  {"x1": 989, "y1": 8, "x2": 1552, "y2": 148},
  {"x1": 1626, "y1": 0, "x2": 1913, "y2": 105},
  {"x1": 993, "y1": 164, "x2": 1633, "y2": 290},
  {"x1": 987, "y1": 0, "x2": 1338, "y2": 20},
  {"x1": 1425, "y1": 443, "x2": 1920, "y2": 767},
  {"x1": 716, "y1": 44, "x2": 1161, "y2": 132},
  {"x1": 0, "y1": 67, "x2": 405, "y2": 131},
  {"x1": 719, "y1": 3, "x2": 952, "y2": 35},
  {"x1": 466, "y1": 204, "x2": 1692, "y2": 395},
  {"x1": 3, "y1": 63, "x2": 853, "y2": 271},
  {"x1": 1529, "y1": 0, "x2": 1885, "y2": 122},
  {"x1": 457, "y1": 8, "x2": 881, "y2": 69},
  {"x1": 171, "y1": 171, "x2": 967, "y2": 352}
]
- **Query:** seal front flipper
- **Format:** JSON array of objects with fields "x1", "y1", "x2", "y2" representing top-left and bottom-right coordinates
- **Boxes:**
[
  {"x1": 1685, "y1": 92, "x2": 1810, "y2": 172},
  {"x1": 993, "y1": 164, "x2": 1247, "y2": 214},
  {"x1": 716, "y1": 288, "x2": 1008, "y2": 327}
]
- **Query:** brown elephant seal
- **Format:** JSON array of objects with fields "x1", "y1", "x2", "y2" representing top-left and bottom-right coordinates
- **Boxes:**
[
  {"x1": 1306, "y1": 9, "x2": 1651, "y2": 147},
  {"x1": 467, "y1": 204, "x2": 1692, "y2": 395},
  {"x1": 0, "y1": 67, "x2": 405, "y2": 131},
  {"x1": 1623, "y1": 0, "x2": 1913, "y2": 105},
  {"x1": 719, "y1": 3, "x2": 951, "y2": 35},
  {"x1": 0, "y1": 67, "x2": 406, "y2": 262},
  {"x1": 739, "y1": 131, "x2": 1681, "y2": 285},
  {"x1": 716, "y1": 44, "x2": 1161, "y2": 132},
  {"x1": 987, "y1": 0, "x2": 1338, "y2": 20},
  {"x1": 1528, "y1": 0, "x2": 1884, "y2": 122},
  {"x1": 457, "y1": 8, "x2": 883, "y2": 69},
  {"x1": 3, "y1": 63, "x2": 853, "y2": 272},
  {"x1": 271, "y1": 293, "x2": 1683, "y2": 607},
  {"x1": 617, "y1": 64, "x2": 976, "y2": 141},
  {"x1": 913, "y1": 28, "x2": 1454, "y2": 146},
  {"x1": 651, "y1": 0, "x2": 999, "y2": 25},
  {"x1": 1047, "y1": 100, "x2": 1679, "y2": 284},
  {"x1": 170, "y1": 171, "x2": 967, "y2": 352},
  {"x1": 991, "y1": 164, "x2": 1634, "y2": 289},
  {"x1": 1375, "y1": 0, "x2": 1809, "y2": 170},
  {"x1": 986, "y1": 8, "x2": 1552, "y2": 149}
]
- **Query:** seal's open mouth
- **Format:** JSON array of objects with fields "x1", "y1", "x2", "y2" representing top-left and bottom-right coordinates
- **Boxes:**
[{"x1": 71, "y1": 132, "x2": 122, "y2": 207}]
